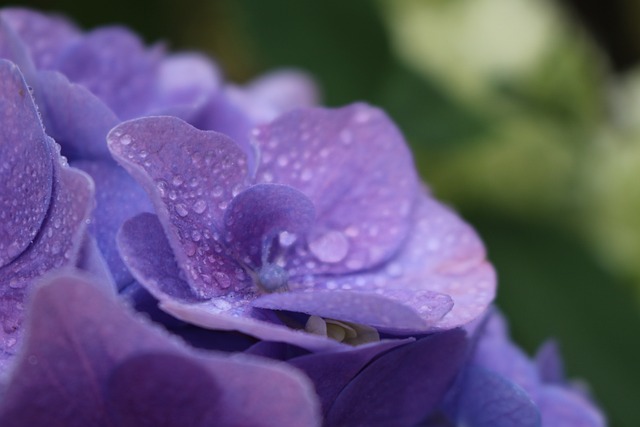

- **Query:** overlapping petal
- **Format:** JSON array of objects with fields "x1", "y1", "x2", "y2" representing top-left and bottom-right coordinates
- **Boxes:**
[
  {"x1": 110, "y1": 104, "x2": 495, "y2": 338},
  {"x1": 109, "y1": 117, "x2": 252, "y2": 298},
  {"x1": 254, "y1": 103, "x2": 418, "y2": 275},
  {"x1": 0, "y1": 61, "x2": 94, "y2": 373},
  {"x1": 0, "y1": 273, "x2": 321, "y2": 427},
  {"x1": 0, "y1": 60, "x2": 52, "y2": 268}
]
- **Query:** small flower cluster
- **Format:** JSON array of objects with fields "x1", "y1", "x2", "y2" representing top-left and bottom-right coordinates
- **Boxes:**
[{"x1": 0, "y1": 8, "x2": 604, "y2": 426}]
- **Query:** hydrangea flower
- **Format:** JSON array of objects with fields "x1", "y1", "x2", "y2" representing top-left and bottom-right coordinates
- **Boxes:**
[
  {"x1": 0, "y1": 6, "x2": 607, "y2": 427},
  {"x1": 109, "y1": 103, "x2": 496, "y2": 347}
]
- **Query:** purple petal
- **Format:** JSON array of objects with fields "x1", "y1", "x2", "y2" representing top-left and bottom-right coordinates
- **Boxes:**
[
  {"x1": 118, "y1": 213, "x2": 214, "y2": 302},
  {"x1": 252, "y1": 290, "x2": 443, "y2": 331},
  {"x1": 75, "y1": 159, "x2": 152, "y2": 288},
  {"x1": 0, "y1": 18, "x2": 37, "y2": 86},
  {"x1": 312, "y1": 194, "x2": 494, "y2": 332},
  {"x1": 195, "y1": 90, "x2": 256, "y2": 163},
  {"x1": 253, "y1": 103, "x2": 419, "y2": 275},
  {"x1": 118, "y1": 213, "x2": 340, "y2": 351},
  {"x1": 108, "y1": 116, "x2": 251, "y2": 298},
  {"x1": 288, "y1": 339, "x2": 412, "y2": 415},
  {"x1": 0, "y1": 273, "x2": 321, "y2": 427},
  {"x1": 227, "y1": 69, "x2": 318, "y2": 124},
  {"x1": 150, "y1": 52, "x2": 221, "y2": 121},
  {"x1": 455, "y1": 367, "x2": 541, "y2": 427},
  {"x1": 535, "y1": 340, "x2": 565, "y2": 385},
  {"x1": 161, "y1": 298, "x2": 344, "y2": 353},
  {"x1": 55, "y1": 26, "x2": 161, "y2": 119},
  {"x1": 0, "y1": 8, "x2": 79, "y2": 69},
  {"x1": 106, "y1": 352, "x2": 223, "y2": 427},
  {"x1": 326, "y1": 329, "x2": 468, "y2": 427},
  {"x1": 75, "y1": 234, "x2": 116, "y2": 293},
  {"x1": 473, "y1": 313, "x2": 541, "y2": 400},
  {"x1": 537, "y1": 385, "x2": 605, "y2": 427},
  {"x1": 0, "y1": 163, "x2": 94, "y2": 370},
  {"x1": 224, "y1": 183, "x2": 315, "y2": 267},
  {"x1": 0, "y1": 60, "x2": 52, "y2": 268},
  {"x1": 37, "y1": 70, "x2": 119, "y2": 160}
]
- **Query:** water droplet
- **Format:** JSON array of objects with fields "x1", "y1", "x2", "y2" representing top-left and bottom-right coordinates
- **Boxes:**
[
  {"x1": 120, "y1": 134, "x2": 132, "y2": 145},
  {"x1": 212, "y1": 186, "x2": 223, "y2": 198},
  {"x1": 218, "y1": 201, "x2": 228, "y2": 210},
  {"x1": 309, "y1": 230, "x2": 349, "y2": 263},
  {"x1": 156, "y1": 181, "x2": 168, "y2": 197},
  {"x1": 214, "y1": 272, "x2": 232, "y2": 288},
  {"x1": 278, "y1": 231, "x2": 297, "y2": 247},
  {"x1": 175, "y1": 204, "x2": 188, "y2": 217},
  {"x1": 184, "y1": 241, "x2": 197, "y2": 256},
  {"x1": 192, "y1": 200, "x2": 207, "y2": 214},
  {"x1": 172, "y1": 175, "x2": 184, "y2": 186}
]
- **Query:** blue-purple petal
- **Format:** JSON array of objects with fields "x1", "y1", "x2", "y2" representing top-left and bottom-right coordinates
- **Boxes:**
[
  {"x1": 75, "y1": 159, "x2": 152, "y2": 288},
  {"x1": 108, "y1": 116, "x2": 251, "y2": 298},
  {"x1": 454, "y1": 367, "x2": 541, "y2": 427},
  {"x1": 253, "y1": 103, "x2": 419, "y2": 275},
  {"x1": 55, "y1": 26, "x2": 161, "y2": 120},
  {"x1": 325, "y1": 329, "x2": 468, "y2": 427},
  {"x1": 224, "y1": 183, "x2": 315, "y2": 267},
  {"x1": 0, "y1": 273, "x2": 321, "y2": 427},
  {"x1": 0, "y1": 60, "x2": 52, "y2": 268},
  {"x1": 37, "y1": 70, "x2": 118, "y2": 161}
]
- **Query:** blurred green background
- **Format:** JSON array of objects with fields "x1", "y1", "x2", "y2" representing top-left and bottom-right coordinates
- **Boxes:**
[{"x1": 3, "y1": 0, "x2": 640, "y2": 425}]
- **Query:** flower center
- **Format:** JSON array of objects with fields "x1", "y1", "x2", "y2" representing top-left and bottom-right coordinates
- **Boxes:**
[{"x1": 257, "y1": 263, "x2": 289, "y2": 293}]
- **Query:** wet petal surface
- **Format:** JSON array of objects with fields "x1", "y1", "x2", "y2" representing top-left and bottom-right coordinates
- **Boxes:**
[
  {"x1": 224, "y1": 183, "x2": 315, "y2": 268},
  {"x1": 109, "y1": 117, "x2": 250, "y2": 298},
  {"x1": 254, "y1": 103, "x2": 419, "y2": 275},
  {"x1": 0, "y1": 60, "x2": 52, "y2": 268}
]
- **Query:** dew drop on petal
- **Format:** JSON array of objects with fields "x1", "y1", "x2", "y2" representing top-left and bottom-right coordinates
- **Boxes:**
[
  {"x1": 192, "y1": 199, "x2": 207, "y2": 214},
  {"x1": 119, "y1": 134, "x2": 132, "y2": 145},
  {"x1": 309, "y1": 230, "x2": 349, "y2": 263},
  {"x1": 175, "y1": 204, "x2": 188, "y2": 217},
  {"x1": 278, "y1": 231, "x2": 297, "y2": 247},
  {"x1": 212, "y1": 186, "x2": 223, "y2": 198},
  {"x1": 214, "y1": 272, "x2": 231, "y2": 289},
  {"x1": 172, "y1": 175, "x2": 184, "y2": 186}
]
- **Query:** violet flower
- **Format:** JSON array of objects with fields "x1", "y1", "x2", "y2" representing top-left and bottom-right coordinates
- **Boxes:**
[
  {"x1": 110, "y1": 102, "x2": 496, "y2": 348},
  {"x1": 0, "y1": 6, "x2": 607, "y2": 427},
  {"x1": 0, "y1": 273, "x2": 320, "y2": 427}
]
